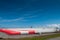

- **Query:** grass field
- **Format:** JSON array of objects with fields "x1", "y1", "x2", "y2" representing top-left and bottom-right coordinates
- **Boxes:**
[{"x1": 1, "y1": 33, "x2": 60, "y2": 40}]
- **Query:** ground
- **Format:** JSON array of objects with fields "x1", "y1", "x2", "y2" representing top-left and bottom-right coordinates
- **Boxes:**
[{"x1": 0, "y1": 33, "x2": 60, "y2": 40}]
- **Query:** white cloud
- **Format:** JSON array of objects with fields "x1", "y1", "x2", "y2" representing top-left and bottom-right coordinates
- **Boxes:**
[
  {"x1": 0, "y1": 16, "x2": 31, "y2": 22},
  {"x1": 46, "y1": 24, "x2": 60, "y2": 28},
  {"x1": 23, "y1": 9, "x2": 44, "y2": 18},
  {"x1": 0, "y1": 9, "x2": 43, "y2": 22},
  {"x1": 19, "y1": 13, "x2": 38, "y2": 19},
  {"x1": 25, "y1": 15, "x2": 38, "y2": 18},
  {"x1": 0, "y1": 15, "x2": 36, "y2": 22},
  {"x1": 1, "y1": 17, "x2": 24, "y2": 22},
  {"x1": 30, "y1": 15, "x2": 38, "y2": 18}
]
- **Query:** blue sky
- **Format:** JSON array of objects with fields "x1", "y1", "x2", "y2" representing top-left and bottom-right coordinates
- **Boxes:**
[{"x1": 0, "y1": 0, "x2": 60, "y2": 28}]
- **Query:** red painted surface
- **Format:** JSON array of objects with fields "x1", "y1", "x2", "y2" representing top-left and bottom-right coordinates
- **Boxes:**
[
  {"x1": 0, "y1": 29, "x2": 36, "y2": 35},
  {"x1": 0, "y1": 29, "x2": 21, "y2": 35},
  {"x1": 29, "y1": 30, "x2": 35, "y2": 34}
]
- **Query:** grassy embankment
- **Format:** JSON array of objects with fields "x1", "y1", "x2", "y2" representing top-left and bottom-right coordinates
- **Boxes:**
[{"x1": 2, "y1": 33, "x2": 60, "y2": 40}]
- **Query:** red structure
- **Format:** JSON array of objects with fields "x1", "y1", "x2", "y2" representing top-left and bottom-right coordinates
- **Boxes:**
[
  {"x1": 0, "y1": 29, "x2": 20, "y2": 35},
  {"x1": 0, "y1": 29, "x2": 35, "y2": 35}
]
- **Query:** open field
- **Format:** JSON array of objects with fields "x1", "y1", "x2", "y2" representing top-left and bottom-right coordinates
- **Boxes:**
[{"x1": 1, "y1": 33, "x2": 60, "y2": 40}]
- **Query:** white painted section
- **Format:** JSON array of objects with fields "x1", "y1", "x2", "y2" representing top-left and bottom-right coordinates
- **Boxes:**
[
  {"x1": 0, "y1": 28, "x2": 59, "y2": 38},
  {"x1": 20, "y1": 31, "x2": 29, "y2": 34},
  {"x1": 6, "y1": 28, "x2": 57, "y2": 33}
]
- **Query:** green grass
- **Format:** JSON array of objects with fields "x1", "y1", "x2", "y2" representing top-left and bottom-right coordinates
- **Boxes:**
[{"x1": 3, "y1": 33, "x2": 60, "y2": 40}]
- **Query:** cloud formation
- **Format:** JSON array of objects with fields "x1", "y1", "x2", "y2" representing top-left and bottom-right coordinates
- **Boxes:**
[
  {"x1": 0, "y1": 14, "x2": 38, "y2": 22},
  {"x1": 27, "y1": 15, "x2": 37, "y2": 18},
  {"x1": 0, "y1": 17, "x2": 24, "y2": 22},
  {"x1": 0, "y1": 9, "x2": 43, "y2": 22},
  {"x1": 46, "y1": 24, "x2": 60, "y2": 28}
]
